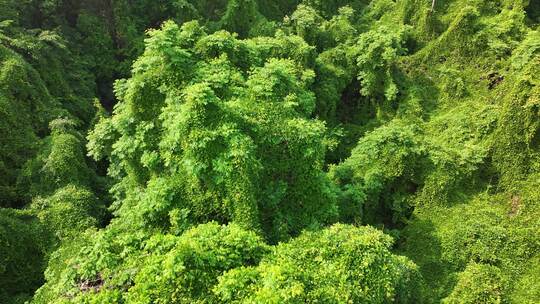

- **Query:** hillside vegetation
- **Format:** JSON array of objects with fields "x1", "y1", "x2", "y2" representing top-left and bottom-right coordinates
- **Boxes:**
[{"x1": 0, "y1": 0, "x2": 539, "y2": 303}]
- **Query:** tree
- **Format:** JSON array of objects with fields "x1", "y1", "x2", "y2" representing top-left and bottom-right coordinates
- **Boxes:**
[
  {"x1": 353, "y1": 25, "x2": 409, "y2": 103},
  {"x1": 88, "y1": 21, "x2": 338, "y2": 242}
]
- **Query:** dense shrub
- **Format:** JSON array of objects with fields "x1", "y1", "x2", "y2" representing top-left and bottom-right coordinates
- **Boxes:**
[
  {"x1": 443, "y1": 263, "x2": 507, "y2": 304},
  {"x1": 33, "y1": 222, "x2": 268, "y2": 303},
  {"x1": 30, "y1": 185, "x2": 105, "y2": 239},
  {"x1": 215, "y1": 224, "x2": 422, "y2": 303}
]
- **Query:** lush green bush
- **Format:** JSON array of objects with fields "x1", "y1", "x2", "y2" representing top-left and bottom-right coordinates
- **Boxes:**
[
  {"x1": 0, "y1": 43, "x2": 54, "y2": 207},
  {"x1": 128, "y1": 222, "x2": 269, "y2": 303},
  {"x1": 215, "y1": 224, "x2": 422, "y2": 303},
  {"x1": 510, "y1": 255, "x2": 540, "y2": 303},
  {"x1": 0, "y1": 20, "x2": 97, "y2": 207},
  {"x1": 30, "y1": 185, "x2": 106, "y2": 239},
  {"x1": 33, "y1": 222, "x2": 268, "y2": 303},
  {"x1": 18, "y1": 118, "x2": 96, "y2": 198},
  {"x1": 353, "y1": 25, "x2": 410, "y2": 102},
  {"x1": 443, "y1": 263, "x2": 507, "y2": 304}
]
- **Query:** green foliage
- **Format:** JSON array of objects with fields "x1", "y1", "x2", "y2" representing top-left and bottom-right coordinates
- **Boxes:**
[
  {"x1": 510, "y1": 255, "x2": 540, "y2": 303},
  {"x1": 33, "y1": 222, "x2": 268, "y2": 303},
  {"x1": 417, "y1": 102, "x2": 494, "y2": 205},
  {"x1": 312, "y1": 45, "x2": 355, "y2": 122},
  {"x1": 401, "y1": 189, "x2": 540, "y2": 302},
  {"x1": 0, "y1": 15, "x2": 106, "y2": 304},
  {"x1": 0, "y1": 19, "x2": 97, "y2": 207},
  {"x1": 128, "y1": 222, "x2": 269, "y2": 303},
  {"x1": 353, "y1": 25, "x2": 409, "y2": 102},
  {"x1": 0, "y1": 44, "x2": 54, "y2": 207},
  {"x1": 219, "y1": 0, "x2": 268, "y2": 38},
  {"x1": 330, "y1": 121, "x2": 425, "y2": 226},
  {"x1": 75, "y1": 11, "x2": 117, "y2": 101},
  {"x1": 18, "y1": 118, "x2": 96, "y2": 198},
  {"x1": 438, "y1": 204, "x2": 535, "y2": 270},
  {"x1": 288, "y1": 4, "x2": 325, "y2": 47},
  {"x1": 443, "y1": 263, "x2": 507, "y2": 304},
  {"x1": 30, "y1": 185, "x2": 106, "y2": 239},
  {"x1": 215, "y1": 224, "x2": 422, "y2": 303},
  {"x1": 0, "y1": 209, "x2": 52, "y2": 304},
  {"x1": 88, "y1": 20, "x2": 338, "y2": 242},
  {"x1": 492, "y1": 33, "x2": 540, "y2": 188},
  {"x1": 288, "y1": 6, "x2": 359, "y2": 122},
  {"x1": 0, "y1": 1, "x2": 539, "y2": 304},
  {"x1": 301, "y1": 0, "x2": 366, "y2": 19}
]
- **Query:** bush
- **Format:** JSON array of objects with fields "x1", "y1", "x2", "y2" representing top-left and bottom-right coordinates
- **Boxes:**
[
  {"x1": 87, "y1": 21, "x2": 338, "y2": 242},
  {"x1": 30, "y1": 185, "x2": 106, "y2": 239},
  {"x1": 443, "y1": 263, "x2": 507, "y2": 304},
  {"x1": 215, "y1": 224, "x2": 422, "y2": 303},
  {"x1": 34, "y1": 222, "x2": 269, "y2": 303}
]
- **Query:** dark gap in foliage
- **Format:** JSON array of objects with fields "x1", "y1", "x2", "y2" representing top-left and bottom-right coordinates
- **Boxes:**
[
  {"x1": 337, "y1": 79, "x2": 364, "y2": 123},
  {"x1": 96, "y1": 80, "x2": 115, "y2": 111},
  {"x1": 526, "y1": 0, "x2": 540, "y2": 24},
  {"x1": 326, "y1": 79, "x2": 388, "y2": 164},
  {"x1": 326, "y1": 80, "x2": 367, "y2": 164},
  {"x1": 531, "y1": 124, "x2": 540, "y2": 149},
  {"x1": 476, "y1": 155, "x2": 500, "y2": 194},
  {"x1": 486, "y1": 72, "x2": 504, "y2": 90}
]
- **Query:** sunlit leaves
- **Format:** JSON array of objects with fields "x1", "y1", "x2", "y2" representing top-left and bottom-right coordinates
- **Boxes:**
[
  {"x1": 215, "y1": 224, "x2": 421, "y2": 303},
  {"x1": 354, "y1": 25, "x2": 409, "y2": 102}
]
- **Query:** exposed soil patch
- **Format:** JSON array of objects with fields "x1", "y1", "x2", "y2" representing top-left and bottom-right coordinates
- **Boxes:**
[
  {"x1": 508, "y1": 195, "x2": 521, "y2": 217},
  {"x1": 79, "y1": 274, "x2": 104, "y2": 293},
  {"x1": 486, "y1": 72, "x2": 504, "y2": 90}
]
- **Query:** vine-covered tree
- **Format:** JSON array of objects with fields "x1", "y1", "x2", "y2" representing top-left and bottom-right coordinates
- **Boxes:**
[{"x1": 88, "y1": 20, "x2": 338, "y2": 242}]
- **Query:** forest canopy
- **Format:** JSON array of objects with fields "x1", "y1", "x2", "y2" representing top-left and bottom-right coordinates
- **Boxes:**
[{"x1": 0, "y1": 0, "x2": 539, "y2": 303}]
